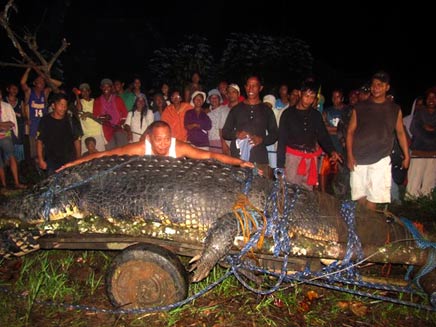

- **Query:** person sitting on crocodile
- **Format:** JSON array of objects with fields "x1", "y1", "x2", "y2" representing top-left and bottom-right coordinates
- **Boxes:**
[{"x1": 58, "y1": 120, "x2": 256, "y2": 171}]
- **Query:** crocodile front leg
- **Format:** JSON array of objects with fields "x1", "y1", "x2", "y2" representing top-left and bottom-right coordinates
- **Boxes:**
[{"x1": 189, "y1": 213, "x2": 238, "y2": 282}]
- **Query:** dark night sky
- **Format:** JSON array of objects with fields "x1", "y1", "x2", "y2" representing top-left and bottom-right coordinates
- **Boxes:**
[{"x1": 1, "y1": 0, "x2": 434, "y2": 111}]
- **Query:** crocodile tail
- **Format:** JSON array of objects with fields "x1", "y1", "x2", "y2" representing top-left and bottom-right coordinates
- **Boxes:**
[{"x1": 0, "y1": 228, "x2": 43, "y2": 259}]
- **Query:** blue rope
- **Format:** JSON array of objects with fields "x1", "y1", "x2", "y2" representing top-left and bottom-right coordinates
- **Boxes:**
[
  {"x1": 266, "y1": 169, "x2": 299, "y2": 256},
  {"x1": 271, "y1": 183, "x2": 299, "y2": 256},
  {"x1": 0, "y1": 269, "x2": 234, "y2": 314},
  {"x1": 400, "y1": 217, "x2": 436, "y2": 288},
  {"x1": 226, "y1": 219, "x2": 291, "y2": 295},
  {"x1": 235, "y1": 174, "x2": 434, "y2": 310},
  {"x1": 307, "y1": 200, "x2": 363, "y2": 282},
  {"x1": 284, "y1": 276, "x2": 435, "y2": 311},
  {"x1": 41, "y1": 174, "x2": 59, "y2": 221},
  {"x1": 341, "y1": 200, "x2": 364, "y2": 265},
  {"x1": 242, "y1": 167, "x2": 254, "y2": 195}
]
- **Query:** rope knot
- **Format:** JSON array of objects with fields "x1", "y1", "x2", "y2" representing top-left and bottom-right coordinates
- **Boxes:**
[{"x1": 232, "y1": 194, "x2": 267, "y2": 250}]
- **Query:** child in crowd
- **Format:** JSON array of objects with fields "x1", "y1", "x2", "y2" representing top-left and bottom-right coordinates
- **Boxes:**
[{"x1": 82, "y1": 137, "x2": 99, "y2": 157}]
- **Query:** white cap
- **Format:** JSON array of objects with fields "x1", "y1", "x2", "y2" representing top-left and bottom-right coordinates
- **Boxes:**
[
  {"x1": 207, "y1": 88, "x2": 223, "y2": 103},
  {"x1": 227, "y1": 83, "x2": 240, "y2": 95},
  {"x1": 190, "y1": 90, "x2": 207, "y2": 106},
  {"x1": 263, "y1": 94, "x2": 276, "y2": 108}
]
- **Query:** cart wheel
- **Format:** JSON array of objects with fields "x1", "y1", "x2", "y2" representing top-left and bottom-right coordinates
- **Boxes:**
[{"x1": 106, "y1": 243, "x2": 189, "y2": 309}]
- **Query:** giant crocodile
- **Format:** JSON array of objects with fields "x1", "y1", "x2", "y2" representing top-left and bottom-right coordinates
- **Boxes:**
[{"x1": 0, "y1": 155, "x2": 434, "y2": 296}]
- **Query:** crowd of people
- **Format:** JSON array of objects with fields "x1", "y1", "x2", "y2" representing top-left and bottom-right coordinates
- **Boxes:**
[{"x1": 0, "y1": 69, "x2": 435, "y2": 211}]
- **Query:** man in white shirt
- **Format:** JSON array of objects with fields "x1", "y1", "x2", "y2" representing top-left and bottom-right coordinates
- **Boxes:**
[{"x1": 0, "y1": 89, "x2": 26, "y2": 189}]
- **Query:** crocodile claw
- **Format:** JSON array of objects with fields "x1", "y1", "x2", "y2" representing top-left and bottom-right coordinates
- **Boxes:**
[{"x1": 189, "y1": 255, "x2": 214, "y2": 282}]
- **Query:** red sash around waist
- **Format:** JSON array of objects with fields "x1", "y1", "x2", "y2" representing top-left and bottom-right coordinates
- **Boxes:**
[{"x1": 286, "y1": 146, "x2": 322, "y2": 185}]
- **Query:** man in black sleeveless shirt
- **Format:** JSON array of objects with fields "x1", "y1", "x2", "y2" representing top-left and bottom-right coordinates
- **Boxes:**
[{"x1": 346, "y1": 71, "x2": 409, "y2": 211}]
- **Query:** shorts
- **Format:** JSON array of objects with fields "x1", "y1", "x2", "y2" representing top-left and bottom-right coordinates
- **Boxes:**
[
  {"x1": 350, "y1": 156, "x2": 392, "y2": 203},
  {"x1": 0, "y1": 137, "x2": 15, "y2": 168}
]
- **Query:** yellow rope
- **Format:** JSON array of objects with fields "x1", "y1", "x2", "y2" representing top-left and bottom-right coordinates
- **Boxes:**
[{"x1": 232, "y1": 194, "x2": 267, "y2": 250}]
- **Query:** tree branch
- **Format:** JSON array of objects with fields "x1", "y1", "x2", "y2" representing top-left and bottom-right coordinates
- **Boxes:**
[
  {"x1": 0, "y1": 0, "x2": 16, "y2": 21},
  {"x1": 48, "y1": 38, "x2": 69, "y2": 71},
  {"x1": 24, "y1": 34, "x2": 48, "y2": 67},
  {"x1": 0, "y1": 1, "x2": 36, "y2": 66},
  {"x1": 1, "y1": 0, "x2": 68, "y2": 93},
  {"x1": 0, "y1": 61, "x2": 33, "y2": 68}
]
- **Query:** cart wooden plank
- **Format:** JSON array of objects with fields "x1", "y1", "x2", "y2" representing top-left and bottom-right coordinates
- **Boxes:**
[
  {"x1": 37, "y1": 232, "x2": 308, "y2": 270},
  {"x1": 38, "y1": 233, "x2": 204, "y2": 258}
]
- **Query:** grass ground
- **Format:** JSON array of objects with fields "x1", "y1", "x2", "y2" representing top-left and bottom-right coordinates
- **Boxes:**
[{"x1": 0, "y1": 245, "x2": 435, "y2": 326}]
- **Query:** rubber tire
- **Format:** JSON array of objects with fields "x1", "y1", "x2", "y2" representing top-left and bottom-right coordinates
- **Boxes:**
[{"x1": 106, "y1": 243, "x2": 189, "y2": 309}]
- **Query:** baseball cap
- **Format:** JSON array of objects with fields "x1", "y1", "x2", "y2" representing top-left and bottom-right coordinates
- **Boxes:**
[{"x1": 263, "y1": 94, "x2": 276, "y2": 108}]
